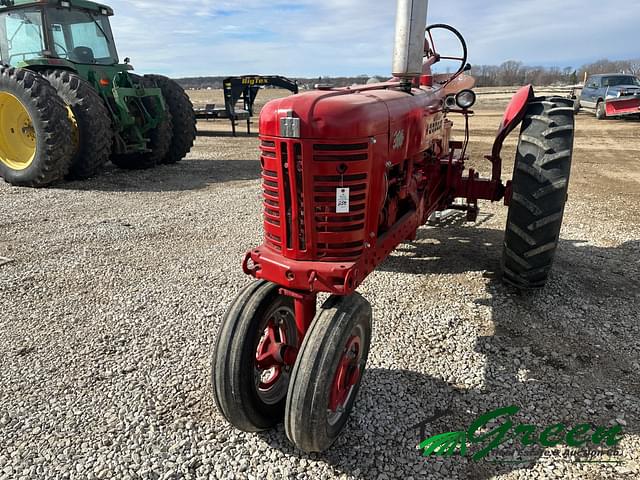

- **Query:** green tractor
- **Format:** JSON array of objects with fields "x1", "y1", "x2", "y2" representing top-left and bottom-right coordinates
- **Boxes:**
[{"x1": 0, "y1": 0, "x2": 196, "y2": 187}]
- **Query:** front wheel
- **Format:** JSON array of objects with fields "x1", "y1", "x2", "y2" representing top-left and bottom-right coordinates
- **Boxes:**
[
  {"x1": 502, "y1": 96, "x2": 575, "y2": 289},
  {"x1": 596, "y1": 100, "x2": 607, "y2": 120},
  {"x1": 211, "y1": 280, "x2": 298, "y2": 432},
  {"x1": 285, "y1": 294, "x2": 372, "y2": 453}
]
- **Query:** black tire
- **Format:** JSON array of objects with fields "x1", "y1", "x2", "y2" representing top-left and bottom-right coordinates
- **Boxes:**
[
  {"x1": 285, "y1": 294, "x2": 372, "y2": 453},
  {"x1": 212, "y1": 280, "x2": 298, "y2": 432},
  {"x1": 595, "y1": 100, "x2": 606, "y2": 120},
  {"x1": 144, "y1": 74, "x2": 196, "y2": 164},
  {"x1": 111, "y1": 75, "x2": 172, "y2": 170},
  {"x1": 502, "y1": 96, "x2": 575, "y2": 289},
  {"x1": 0, "y1": 67, "x2": 73, "y2": 187},
  {"x1": 573, "y1": 98, "x2": 580, "y2": 114},
  {"x1": 44, "y1": 70, "x2": 113, "y2": 180}
]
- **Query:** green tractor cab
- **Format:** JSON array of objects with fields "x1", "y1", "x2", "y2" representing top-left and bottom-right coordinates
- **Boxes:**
[{"x1": 0, "y1": 0, "x2": 196, "y2": 186}]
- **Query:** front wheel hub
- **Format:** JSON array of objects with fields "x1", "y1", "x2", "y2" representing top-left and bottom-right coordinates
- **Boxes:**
[
  {"x1": 328, "y1": 335, "x2": 362, "y2": 420},
  {"x1": 254, "y1": 307, "x2": 296, "y2": 402}
]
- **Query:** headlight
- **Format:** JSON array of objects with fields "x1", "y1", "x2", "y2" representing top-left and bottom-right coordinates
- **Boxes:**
[
  {"x1": 456, "y1": 89, "x2": 476, "y2": 109},
  {"x1": 444, "y1": 95, "x2": 457, "y2": 109}
]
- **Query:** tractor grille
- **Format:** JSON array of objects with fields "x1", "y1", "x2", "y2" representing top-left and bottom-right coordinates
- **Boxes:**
[
  {"x1": 260, "y1": 140, "x2": 282, "y2": 252},
  {"x1": 260, "y1": 139, "x2": 370, "y2": 262}
]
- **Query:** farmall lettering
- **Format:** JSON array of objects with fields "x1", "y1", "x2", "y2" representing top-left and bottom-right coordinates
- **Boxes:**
[{"x1": 393, "y1": 129, "x2": 406, "y2": 150}]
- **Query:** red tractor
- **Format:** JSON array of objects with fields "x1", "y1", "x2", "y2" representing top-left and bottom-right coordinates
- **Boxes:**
[{"x1": 212, "y1": 0, "x2": 575, "y2": 452}]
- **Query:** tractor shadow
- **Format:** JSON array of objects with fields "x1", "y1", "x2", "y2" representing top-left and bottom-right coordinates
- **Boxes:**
[
  {"x1": 260, "y1": 216, "x2": 640, "y2": 478},
  {"x1": 59, "y1": 159, "x2": 261, "y2": 193}
]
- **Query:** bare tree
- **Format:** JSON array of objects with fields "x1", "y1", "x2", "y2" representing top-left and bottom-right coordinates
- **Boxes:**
[{"x1": 625, "y1": 59, "x2": 640, "y2": 76}]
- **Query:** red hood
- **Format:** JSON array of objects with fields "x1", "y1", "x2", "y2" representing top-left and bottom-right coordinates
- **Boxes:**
[{"x1": 259, "y1": 86, "x2": 441, "y2": 139}]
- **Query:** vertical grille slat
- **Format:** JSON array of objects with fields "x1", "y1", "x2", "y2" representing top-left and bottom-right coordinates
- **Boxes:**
[
  {"x1": 281, "y1": 143, "x2": 293, "y2": 250},
  {"x1": 294, "y1": 143, "x2": 306, "y2": 251},
  {"x1": 260, "y1": 142, "x2": 282, "y2": 246}
]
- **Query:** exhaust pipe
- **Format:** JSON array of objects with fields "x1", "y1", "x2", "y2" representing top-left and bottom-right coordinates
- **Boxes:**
[{"x1": 392, "y1": 0, "x2": 429, "y2": 86}]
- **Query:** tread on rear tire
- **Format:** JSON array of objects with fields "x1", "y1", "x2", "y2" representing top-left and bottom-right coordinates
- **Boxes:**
[
  {"x1": 0, "y1": 67, "x2": 73, "y2": 187},
  {"x1": 45, "y1": 70, "x2": 113, "y2": 180},
  {"x1": 144, "y1": 74, "x2": 196, "y2": 164},
  {"x1": 502, "y1": 96, "x2": 575, "y2": 289}
]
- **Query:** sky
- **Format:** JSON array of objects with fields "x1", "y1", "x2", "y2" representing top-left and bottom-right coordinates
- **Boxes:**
[{"x1": 106, "y1": 0, "x2": 640, "y2": 78}]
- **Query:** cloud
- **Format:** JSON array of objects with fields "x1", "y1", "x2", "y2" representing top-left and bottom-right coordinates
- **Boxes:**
[{"x1": 105, "y1": 0, "x2": 640, "y2": 77}]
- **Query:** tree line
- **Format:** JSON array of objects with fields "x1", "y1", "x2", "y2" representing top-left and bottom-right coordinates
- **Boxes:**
[
  {"x1": 470, "y1": 58, "x2": 640, "y2": 87},
  {"x1": 175, "y1": 58, "x2": 640, "y2": 90}
]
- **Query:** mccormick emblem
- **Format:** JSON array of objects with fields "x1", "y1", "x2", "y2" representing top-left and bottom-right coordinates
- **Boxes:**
[{"x1": 392, "y1": 129, "x2": 405, "y2": 150}]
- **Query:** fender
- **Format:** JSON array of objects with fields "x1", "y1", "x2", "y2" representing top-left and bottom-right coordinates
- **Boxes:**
[
  {"x1": 491, "y1": 85, "x2": 534, "y2": 162},
  {"x1": 487, "y1": 85, "x2": 534, "y2": 201}
]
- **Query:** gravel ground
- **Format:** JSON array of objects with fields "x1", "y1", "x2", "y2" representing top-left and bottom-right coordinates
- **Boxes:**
[{"x1": 1, "y1": 94, "x2": 639, "y2": 479}]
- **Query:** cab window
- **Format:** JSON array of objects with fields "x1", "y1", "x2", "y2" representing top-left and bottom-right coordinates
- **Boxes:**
[
  {"x1": 0, "y1": 9, "x2": 45, "y2": 66},
  {"x1": 603, "y1": 76, "x2": 640, "y2": 87},
  {"x1": 586, "y1": 77, "x2": 600, "y2": 89},
  {"x1": 46, "y1": 7, "x2": 117, "y2": 64}
]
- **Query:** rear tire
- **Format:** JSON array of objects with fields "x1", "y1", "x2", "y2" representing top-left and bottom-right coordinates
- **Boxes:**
[
  {"x1": 502, "y1": 96, "x2": 575, "y2": 289},
  {"x1": 144, "y1": 74, "x2": 196, "y2": 164},
  {"x1": 44, "y1": 70, "x2": 113, "y2": 180},
  {"x1": 285, "y1": 294, "x2": 372, "y2": 453},
  {"x1": 0, "y1": 67, "x2": 73, "y2": 187},
  {"x1": 111, "y1": 75, "x2": 172, "y2": 170},
  {"x1": 212, "y1": 281, "x2": 298, "y2": 432}
]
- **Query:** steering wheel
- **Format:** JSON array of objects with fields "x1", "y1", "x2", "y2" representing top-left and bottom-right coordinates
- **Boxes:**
[
  {"x1": 54, "y1": 42, "x2": 69, "y2": 59},
  {"x1": 53, "y1": 43, "x2": 69, "y2": 58},
  {"x1": 424, "y1": 24, "x2": 468, "y2": 77}
]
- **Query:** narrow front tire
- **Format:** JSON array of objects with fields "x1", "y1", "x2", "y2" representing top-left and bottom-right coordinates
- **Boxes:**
[
  {"x1": 285, "y1": 294, "x2": 372, "y2": 453},
  {"x1": 212, "y1": 281, "x2": 298, "y2": 432}
]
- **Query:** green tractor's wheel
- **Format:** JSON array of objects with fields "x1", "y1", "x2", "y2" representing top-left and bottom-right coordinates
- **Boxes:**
[
  {"x1": 0, "y1": 67, "x2": 73, "y2": 187},
  {"x1": 44, "y1": 70, "x2": 113, "y2": 180},
  {"x1": 111, "y1": 75, "x2": 172, "y2": 170},
  {"x1": 144, "y1": 74, "x2": 196, "y2": 164}
]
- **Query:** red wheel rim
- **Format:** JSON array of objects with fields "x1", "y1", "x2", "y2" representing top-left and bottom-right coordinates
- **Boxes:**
[
  {"x1": 255, "y1": 308, "x2": 293, "y2": 394},
  {"x1": 328, "y1": 335, "x2": 362, "y2": 414}
]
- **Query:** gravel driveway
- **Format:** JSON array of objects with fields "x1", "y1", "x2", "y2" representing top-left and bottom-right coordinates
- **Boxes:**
[{"x1": 1, "y1": 104, "x2": 638, "y2": 479}]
